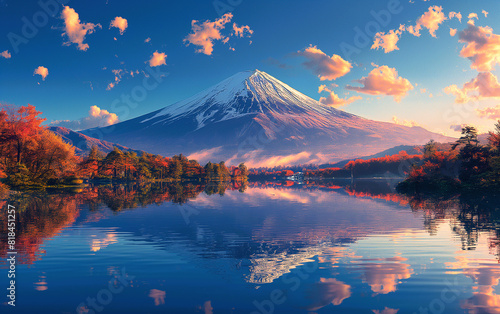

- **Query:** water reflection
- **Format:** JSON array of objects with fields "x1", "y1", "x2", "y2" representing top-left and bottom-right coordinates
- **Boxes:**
[
  {"x1": 354, "y1": 256, "x2": 413, "y2": 295},
  {"x1": 0, "y1": 180, "x2": 499, "y2": 313},
  {"x1": 149, "y1": 289, "x2": 166, "y2": 306},
  {"x1": 305, "y1": 278, "x2": 351, "y2": 311}
]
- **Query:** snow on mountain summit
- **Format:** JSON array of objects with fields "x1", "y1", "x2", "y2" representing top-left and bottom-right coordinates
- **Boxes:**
[
  {"x1": 83, "y1": 69, "x2": 454, "y2": 166},
  {"x1": 141, "y1": 69, "x2": 342, "y2": 129}
]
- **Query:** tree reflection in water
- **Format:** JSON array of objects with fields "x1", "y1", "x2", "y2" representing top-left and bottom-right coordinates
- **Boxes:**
[
  {"x1": 0, "y1": 179, "x2": 498, "y2": 266},
  {"x1": 0, "y1": 181, "x2": 246, "y2": 265}
]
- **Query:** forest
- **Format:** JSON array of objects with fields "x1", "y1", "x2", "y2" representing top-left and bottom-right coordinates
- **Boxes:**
[
  {"x1": 0, "y1": 105, "x2": 248, "y2": 189},
  {"x1": 303, "y1": 151, "x2": 425, "y2": 179},
  {"x1": 299, "y1": 122, "x2": 499, "y2": 197},
  {"x1": 397, "y1": 123, "x2": 500, "y2": 195}
]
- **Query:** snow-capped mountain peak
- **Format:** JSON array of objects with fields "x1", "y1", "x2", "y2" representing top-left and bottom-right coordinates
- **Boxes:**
[
  {"x1": 84, "y1": 69, "x2": 454, "y2": 166},
  {"x1": 141, "y1": 69, "x2": 340, "y2": 128}
]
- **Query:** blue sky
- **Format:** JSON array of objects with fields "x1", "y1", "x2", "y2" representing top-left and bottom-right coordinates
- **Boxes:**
[{"x1": 0, "y1": 0, "x2": 499, "y2": 135}]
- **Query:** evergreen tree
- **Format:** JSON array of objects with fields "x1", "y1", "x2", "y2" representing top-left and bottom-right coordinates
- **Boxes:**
[
  {"x1": 488, "y1": 120, "x2": 500, "y2": 153},
  {"x1": 452, "y1": 126, "x2": 479, "y2": 150},
  {"x1": 454, "y1": 126, "x2": 490, "y2": 184}
]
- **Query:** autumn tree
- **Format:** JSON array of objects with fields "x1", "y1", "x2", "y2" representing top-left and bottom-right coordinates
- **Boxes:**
[
  {"x1": 1, "y1": 105, "x2": 46, "y2": 165},
  {"x1": 238, "y1": 163, "x2": 249, "y2": 178},
  {"x1": 169, "y1": 156, "x2": 183, "y2": 180},
  {"x1": 28, "y1": 130, "x2": 78, "y2": 182},
  {"x1": 423, "y1": 140, "x2": 437, "y2": 159},
  {"x1": 78, "y1": 145, "x2": 104, "y2": 179},
  {"x1": 101, "y1": 147, "x2": 126, "y2": 178}
]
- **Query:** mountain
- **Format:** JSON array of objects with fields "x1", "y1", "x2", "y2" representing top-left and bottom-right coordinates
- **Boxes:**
[
  {"x1": 323, "y1": 145, "x2": 423, "y2": 169},
  {"x1": 82, "y1": 70, "x2": 454, "y2": 166},
  {"x1": 48, "y1": 126, "x2": 139, "y2": 156}
]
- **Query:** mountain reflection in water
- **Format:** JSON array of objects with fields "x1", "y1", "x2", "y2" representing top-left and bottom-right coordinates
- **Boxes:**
[{"x1": 0, "y1": 180, "x2": 499, "y2": 313}]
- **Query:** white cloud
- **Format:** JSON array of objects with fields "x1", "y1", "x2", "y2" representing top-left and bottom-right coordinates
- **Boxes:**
[{"x1": 50, "y1": 105, "x2": 119, "y2": 131}]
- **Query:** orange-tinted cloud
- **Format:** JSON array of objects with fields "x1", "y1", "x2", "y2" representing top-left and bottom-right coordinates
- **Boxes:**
[
  {"x1": 346, "y1": 65, "x2": 414, "y2": 102},
  {"x1": 242, "y1": 151, "x2": 319, "y2": 168},
  {"x1": 443, "y1": 84, "x2": 469, "y2": 103},
  {"x1": 110, "y1": 16, "x2": 128, "y2": 35},
  {"x1": 107, "y1": 69, "x2": 122, "y2": 90},
  {"x1": 233, "y1": 23, "x2": 253, "y2": 37},
  {"x1": 450, "y1": 28, "x2": 457, "y2": 37},
  {"x1": 318, "y1": 84, "x2": 361, "y2": 107},
  {"x1": 187, "y1": 147, "x2": 222, "y2": 162},
  {"x1": 444, "y1": 72, "x2": 500, "y2": 103},
  {"x1": 33, "y1": 66, "x2": 49, "y2": 80},
  {"x1": 468, "y1": 13, "x2": 479, "y2": 20},
  {"x1": 458, "y1": 23, "x2": 500, "y2": 71},
  {"x1": 0, "y1": 50, "x2": 11, "y2": 59},
  {"x1": 449, "y1": 11, "x2": 462, "y2": 22},
  {"x1": 477, "y1": 105, "x2": 500, "y2": 120},
  {"x1": 372, "y1": 25, "x2": 406, "y2": 53},
  {"x1": 60, "y1": 6, "x2": 101, "y2": 51},
  {"x1": 297, "y1": 45, "x2": 352, "y2": 80},
  {"x1": 183, "y1": 13, "x2": 251, "y2": 55},
  {"x1": 149, "y1": 51, "x2": 167, "y2": 67},
  {"x1": 392, "y1": 116, "x2": 420, "y2": 127},
  {"x1": 373, "y1": 308, "x2": 399, "y2": 314},
  {"x1": 408, "y1": 6, "x2": 447, "y2": 37},
  {"x1": 105, "y1": 69, "x2": 139, "y2": 90},
  {"x1": 49, "y1": 105, "x2": 119, "y2": 131},
  {"x1": 482, "y1": 10, "x2": 489, "y2": 18}
]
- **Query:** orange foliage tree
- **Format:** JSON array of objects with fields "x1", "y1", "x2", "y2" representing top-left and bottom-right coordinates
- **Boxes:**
[{"x1": 0, "y1": 104, "x2": 78, "y2": 186}]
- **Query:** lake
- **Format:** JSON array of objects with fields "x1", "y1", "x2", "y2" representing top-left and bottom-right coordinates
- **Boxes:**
[{"x1": 1, "y1": 180, "x2": 499, "y2": 313}]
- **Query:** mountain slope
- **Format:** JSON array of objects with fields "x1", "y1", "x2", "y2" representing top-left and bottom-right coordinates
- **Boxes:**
[
  {"x1": 48, "y1": 126, "x2": 139, "y2": 156},
  {"x1": 82, "y1": 70, "x2": 454, "y2": 166}
]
